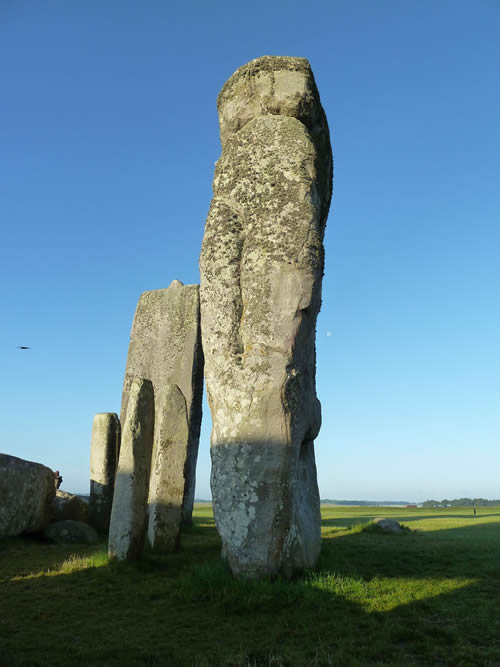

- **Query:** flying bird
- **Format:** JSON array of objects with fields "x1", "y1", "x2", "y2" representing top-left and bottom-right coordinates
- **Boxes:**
[{"x1": 17, "y1": 346, "x2": 30, "y2": 349}]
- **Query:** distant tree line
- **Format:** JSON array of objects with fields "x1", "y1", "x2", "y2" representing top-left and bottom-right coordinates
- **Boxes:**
[
  {"x1": 320, "y1": 500, "x2": 409, "y2": 506},
  {"x1": 422, "y1": 498, "x2": 500, "y2": 507}
]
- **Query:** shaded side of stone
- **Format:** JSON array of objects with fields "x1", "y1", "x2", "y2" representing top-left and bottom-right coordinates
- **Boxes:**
[
  {"x1": 181, "y1": 323, "x2": 204, "y2": 525},
  {"x1": 50, "y1": 490, "x2": 89, "y2": 523},
  {"x1": 120, "y1": 281, "x2": 203, "y2": 528},
  {"x1": 0, "y1": 454, "x2": 56, "y2": 536},
  {"x1": 200, "y1": 55, "x2": 332, "y2": 577},
  {"x1": 44, "y1": 520, "x2": 99, "y2": 544},
  {"x1": 89, "y1": 413, "x2": 120, "y2": 534},
  {"x1": 108, "y1": 378, "x2": 154, "y2": 561},
  {"x1": 147, "y1": 383, "x2": 190, "y2": 553}
]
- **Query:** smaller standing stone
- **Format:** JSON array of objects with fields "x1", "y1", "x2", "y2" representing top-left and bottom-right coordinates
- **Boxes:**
[
  {"x1": 89, "y1": 413, "x2": 120, "y2": 534},
  {"x1": 120, "y1": 280, "x2": 204, "y2": 526},
  {"x1": 108, "y1": 379, "x2": 154, "y2": 561},
  {"x1": 147, "y1": 383, "x2": 190, "y2": 553}
]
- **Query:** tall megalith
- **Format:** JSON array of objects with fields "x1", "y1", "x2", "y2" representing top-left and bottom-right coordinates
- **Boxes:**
[
  {"x1": 199, "y1": 56, "x2": 333, "y2": 577},
  {"x1": 121, "y1": 281, "x2": 203, "y2": 531},
  {"x1": 89, "y1": 412, "x2": 120, "y2": 534},
  {"x1": 108, "y1": 378, "x2": 154, "y2": 561}
]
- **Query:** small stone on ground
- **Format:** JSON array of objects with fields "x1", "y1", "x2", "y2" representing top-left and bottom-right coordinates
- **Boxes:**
[{"x1": 373, "y1": 518, "x2": 403, "y2": 533}]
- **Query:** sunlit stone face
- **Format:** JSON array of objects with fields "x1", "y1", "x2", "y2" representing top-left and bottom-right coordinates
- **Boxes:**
[
  {"x1": 217, "y1": 57, "x2": 318, "y2": 140},
  {"x1": 200, "y1": 55, "x2": 333, "y2": 578}
]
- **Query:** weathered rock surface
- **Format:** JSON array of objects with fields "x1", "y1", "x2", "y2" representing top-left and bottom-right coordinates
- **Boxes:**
[
  {"x1": 89, "y1": 413, "x2": 120, "y2": 534},
  {"x1": 44, "y1": 520, "x2": 99, "y2": 544},
  {"x1": 0, "y1": 454, "x2": 56, "y2": 537},
  {"x1": 121, "y1": 280, "x2": 203, "y2": 527},
  {"x1": 147, "y1": 383, "x2": 190, "y2": 553},
  {"x1": 199, "y1": 56, "x2": 333, "y2": 577},
  {"x1": 50, "y1": 490, "x2": 89, "y2": 523},
  {"x1": 108, "y1": 378, "x2": 154, "y2": 561},
  {"x1": 373, "y1": 518, "x2": 403, "y2": 533}
]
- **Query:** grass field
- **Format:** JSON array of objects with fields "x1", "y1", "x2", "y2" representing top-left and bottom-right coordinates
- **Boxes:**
[{"x1": 1, "y1": 504, "x2": 500, "y2": 666}]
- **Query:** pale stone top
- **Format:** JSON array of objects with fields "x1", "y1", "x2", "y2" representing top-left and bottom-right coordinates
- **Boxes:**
[
  {"x1": 120, "y1": 283, "x2": 201, "y2": 426},
  {"x1": 215, "y1": 55, "x2": 332, "y2": 225},
  {"x1": 217, "y1": 56, "x2": 318, "y2": 133}
]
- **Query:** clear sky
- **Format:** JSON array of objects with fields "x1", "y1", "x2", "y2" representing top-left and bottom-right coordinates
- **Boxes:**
[{"x1": 1, "y1": 1, "x2": 499, "y2": 501}]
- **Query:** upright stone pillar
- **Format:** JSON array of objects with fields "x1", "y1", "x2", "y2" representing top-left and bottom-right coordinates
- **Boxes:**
[
  {"x1": 199, "y1": 56, "x2": 333, "y2": 577},
  {"x1": 120, "y1": 280, "x2": 203, "y2": 536},
  {"x1": 147, "y1": 383, "x2": 190, "y2": 553},
  {"x1": 89, "y1": 412, "x2": 120, "y2": 534},
  {"x1": 108, "y1": 378, "x2": 154, "y2": 561}
]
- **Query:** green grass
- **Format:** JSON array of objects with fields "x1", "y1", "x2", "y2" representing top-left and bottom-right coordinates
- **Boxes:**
[{"x1": 1, "y1": 504, "x2": 500, "y2": 666}]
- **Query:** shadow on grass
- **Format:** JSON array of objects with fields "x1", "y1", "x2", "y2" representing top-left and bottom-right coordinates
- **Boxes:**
[
  {"x1": 321, "y1": 512, "x2": 500, "y2": 528},
  {"x1": 0, "y1": 534, "x2": 107, "y2": 582},
  {"x1": 1, "y1": 520, "x2": 500, "y2": 665},
  {"x1": 319, "y1": 520, "x2": 500, "y2": 580}
]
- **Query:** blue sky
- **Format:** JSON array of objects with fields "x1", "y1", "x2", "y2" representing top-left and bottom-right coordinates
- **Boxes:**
[{"x1": 1, "y1": 0, "x2": 498, "y2": 501}]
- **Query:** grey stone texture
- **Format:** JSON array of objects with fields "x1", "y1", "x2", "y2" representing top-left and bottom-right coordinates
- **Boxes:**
[
  {"x1": 373, "y1": 518, "x2": 403, "y2": 533},
  {"x1": 147, "y1": 383, "x2": 190, "y2": 553},
  {"x1": 108, "y1": 378, "x2": 155, "y2": 561},
  {"x1": 44, "y1": 520, "x2": 99, "y2": 545},
  {"x1": 50, "y1": 490, "x2": 89, "y2": 524},
  {"x1": 0, "y1": 454, "x2": 56, "y2": 536},
  {"x1": 199, "y1": 56, "x2": 333, "y2": 577},
  {"x1": 120, "y1": 280, "x2": 203, "y2": 527},
  {"x1": 89, "y1": 412, "x2": 120, "y2": 534}
]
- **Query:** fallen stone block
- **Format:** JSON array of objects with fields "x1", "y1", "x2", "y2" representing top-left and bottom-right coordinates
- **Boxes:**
[
  {"x1": 0, "y1": 454, "x2": 56, "y2": 537},
  {"x1": 50, "y1": 490, "x2": 89, "y2": 523},
  {"x1": 373, "y1": 518, "x2": 403, "y2": 533},
  {"x1": 44, "y1": 520, "x2": 99, "y2": 545}
]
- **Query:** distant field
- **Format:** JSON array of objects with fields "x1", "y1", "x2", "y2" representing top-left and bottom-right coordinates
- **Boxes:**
[{"x1": 1, "y1": 504, "x2": 500, "y2": 665}]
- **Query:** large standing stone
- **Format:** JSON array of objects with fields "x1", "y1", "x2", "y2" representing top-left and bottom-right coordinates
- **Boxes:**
[
  {"x1": 89, "y1": 412, "x2": 120, "y2": 534},
  {"x1": 147, "y1": 383, "x2": 190, "y2": 553},
  {"x1": 199, "y1": 56, "x2": 333, "y2": 577},
  {"x1": 120, "y1": 280, "x2": 203, "y2": 528},
  {"x1": 0, "y1": 454, "x2": 56, "y2": 536},
  {"x1": 108, "y1": 378, "x2": 154, "y2": 561}
]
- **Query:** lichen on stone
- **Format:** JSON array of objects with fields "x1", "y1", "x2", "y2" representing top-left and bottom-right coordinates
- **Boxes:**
[{"x1": 200, "y1": 56, "x2": 332, "y2": 577}]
